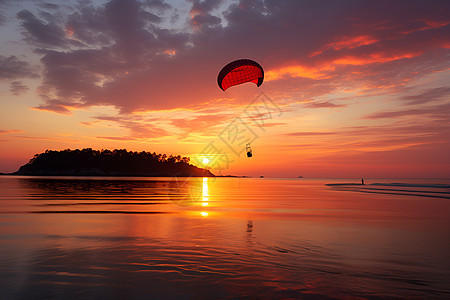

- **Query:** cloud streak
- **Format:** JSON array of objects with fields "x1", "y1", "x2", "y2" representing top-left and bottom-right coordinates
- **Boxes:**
[
  {"x1": 365, "y1": 103, "x2": 450, "y2": 120},
  {"x1": 400, "y1": 87, "x2": 450, "y2": 105},
  {"x1": 0, "y1": 55, "x2": 37, "y2": 80}
]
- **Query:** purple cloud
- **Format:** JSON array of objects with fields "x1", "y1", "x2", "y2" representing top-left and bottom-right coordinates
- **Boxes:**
[
  {"x1": 37, "y1": 3, "x2": 60, "y2": 10},
  {"x1": 34, "y1": 99, "x2": 81, "y2": 115},
  {"x1": 145, "y1": 0, "x2": 172, "y2": 11},
  {"x1": 0, "y1": 55, "x2": 36, "y2": 80},
  {"x1": 400, "y1": 86, "x2": 450, "y2": 105},
  {"x1": 285, "y1": 120, "x2": 450, "y2": 143},
  {"x1": 9, "y1": 0, "x2": 449, "y2": 115},
  {"x1": 189, "y1": 0, "x2": 223, "y2": 29},
  {"x1": 10, "y1": 81, "x2": 29, "y2": 95},
  {"x1": 16, "y1": 9, "x2": 69, "y2": 47},
  {"x1": 0, "y1": 12, "x2": 5, "y2": 26},
  {"x1": 303, "y1": 101, "x2": 346, "y2": 109}
]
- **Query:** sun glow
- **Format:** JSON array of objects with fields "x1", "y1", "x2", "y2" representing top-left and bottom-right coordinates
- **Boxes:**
[{"x1": 202, "y1": 158, "x2": 210, "y2": 164}]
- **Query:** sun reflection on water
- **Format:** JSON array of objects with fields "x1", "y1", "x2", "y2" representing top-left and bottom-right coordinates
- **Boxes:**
[
  {"x1": 201, "y1": 178, "x2": 210, "y2": 216},
  {"x1": 202, "y1": 177, "x2": 209, "y2": 210}
]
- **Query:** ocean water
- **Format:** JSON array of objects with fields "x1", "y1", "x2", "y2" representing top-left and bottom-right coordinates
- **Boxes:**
[{"x1": 0, "y1": 176, "x2": 449, "y2": 299}]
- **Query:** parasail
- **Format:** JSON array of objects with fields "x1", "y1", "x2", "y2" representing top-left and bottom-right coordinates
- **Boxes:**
[
  {"x1": 217, "y1": 59, "x2": 264, "y2": 158},
  {"x1": 217, "y1": 59, "x2": 264, "y2": 91}
]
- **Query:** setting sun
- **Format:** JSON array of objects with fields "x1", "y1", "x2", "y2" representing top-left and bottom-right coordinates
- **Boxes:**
[{"x1": 202, "y1": 158, "x2": 210, "y2": 165}]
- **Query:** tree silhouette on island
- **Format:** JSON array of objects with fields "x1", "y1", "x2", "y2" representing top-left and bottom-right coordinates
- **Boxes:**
[{"x1": 13, "y1": 148, "x2": 214, "y2": 177}]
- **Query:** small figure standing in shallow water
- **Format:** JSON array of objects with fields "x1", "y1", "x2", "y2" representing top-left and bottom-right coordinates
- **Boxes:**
[{"x1": 361, "y1": 178, "x2": 365, "y2": 185}]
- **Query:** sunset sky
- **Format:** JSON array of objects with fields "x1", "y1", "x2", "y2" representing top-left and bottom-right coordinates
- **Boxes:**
[{"x1": 0, "y1": 0, "x2": 449, "y2": 177}]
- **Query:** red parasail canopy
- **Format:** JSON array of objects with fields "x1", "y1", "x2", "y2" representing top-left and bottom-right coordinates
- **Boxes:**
[{"x1": 217, "y1": 59, "x2": 264, "y2": 91}]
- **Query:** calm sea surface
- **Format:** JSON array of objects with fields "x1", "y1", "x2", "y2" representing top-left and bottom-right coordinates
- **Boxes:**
[{"x1": 0, "y1": 176, "x2": 449, "y2": 299}]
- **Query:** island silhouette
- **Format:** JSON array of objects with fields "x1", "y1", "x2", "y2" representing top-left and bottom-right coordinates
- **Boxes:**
[{"x1": 12, "y1": 148, "x2": 214, "y2": 177}]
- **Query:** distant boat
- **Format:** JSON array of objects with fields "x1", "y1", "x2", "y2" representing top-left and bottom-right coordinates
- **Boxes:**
[
  {"x1": 259, "y1": 175, "x2": 264, "y2": 178},
  {"x1": 297, "y1": 176, "x2": 303, "y2": 178}
]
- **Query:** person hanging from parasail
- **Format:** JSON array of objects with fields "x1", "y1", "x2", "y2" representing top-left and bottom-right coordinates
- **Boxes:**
[
  {"x1": 217, "y1": 59, "x2": 264, "y2": 158},
  {"x1": 246, "y1": 143, "x2": 252, "y2": 157}
]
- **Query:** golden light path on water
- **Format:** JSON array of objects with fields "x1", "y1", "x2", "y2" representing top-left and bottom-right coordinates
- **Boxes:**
[{"x1": 201, "y1": 177, "x2": 209, "y2": 215}]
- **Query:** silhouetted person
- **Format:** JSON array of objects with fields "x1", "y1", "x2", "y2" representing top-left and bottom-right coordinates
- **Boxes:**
[
  {"x1": 361, "y1": 178, "x2": 364, "y2": 185},
  {"x1": 246, "y1": 143, "x2": 252, "y2": 158}
]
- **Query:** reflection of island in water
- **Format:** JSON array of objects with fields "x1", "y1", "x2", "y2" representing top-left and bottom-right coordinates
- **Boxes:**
[
  {"x1": 13, "y1": 148, "x2": 213, "y2": 177},
  {"x1": 15, "y1": 176, "x2": 208, "y2": 214}
]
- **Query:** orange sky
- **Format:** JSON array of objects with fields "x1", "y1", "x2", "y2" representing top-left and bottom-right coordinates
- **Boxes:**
[{"x1": 0, "y1": 0, "x2": 449, "y2": 177}]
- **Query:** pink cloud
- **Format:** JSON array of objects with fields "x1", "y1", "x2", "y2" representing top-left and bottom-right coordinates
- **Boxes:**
[
  {"x1": 171, "y1": 113, "x2": 232, "y2": 136},
  {"x1": 0, "y1": 129, "x2": 22, "y2": 134},
  {"x1": 94, "y1": 115, "x2": 170, "y2": 139},
  {"x1": 12, "y1": 136, "x2": 79, "y2": 142},
  {"x1": 365, "y1": 103, "x2": 450, "y2": 120}
]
